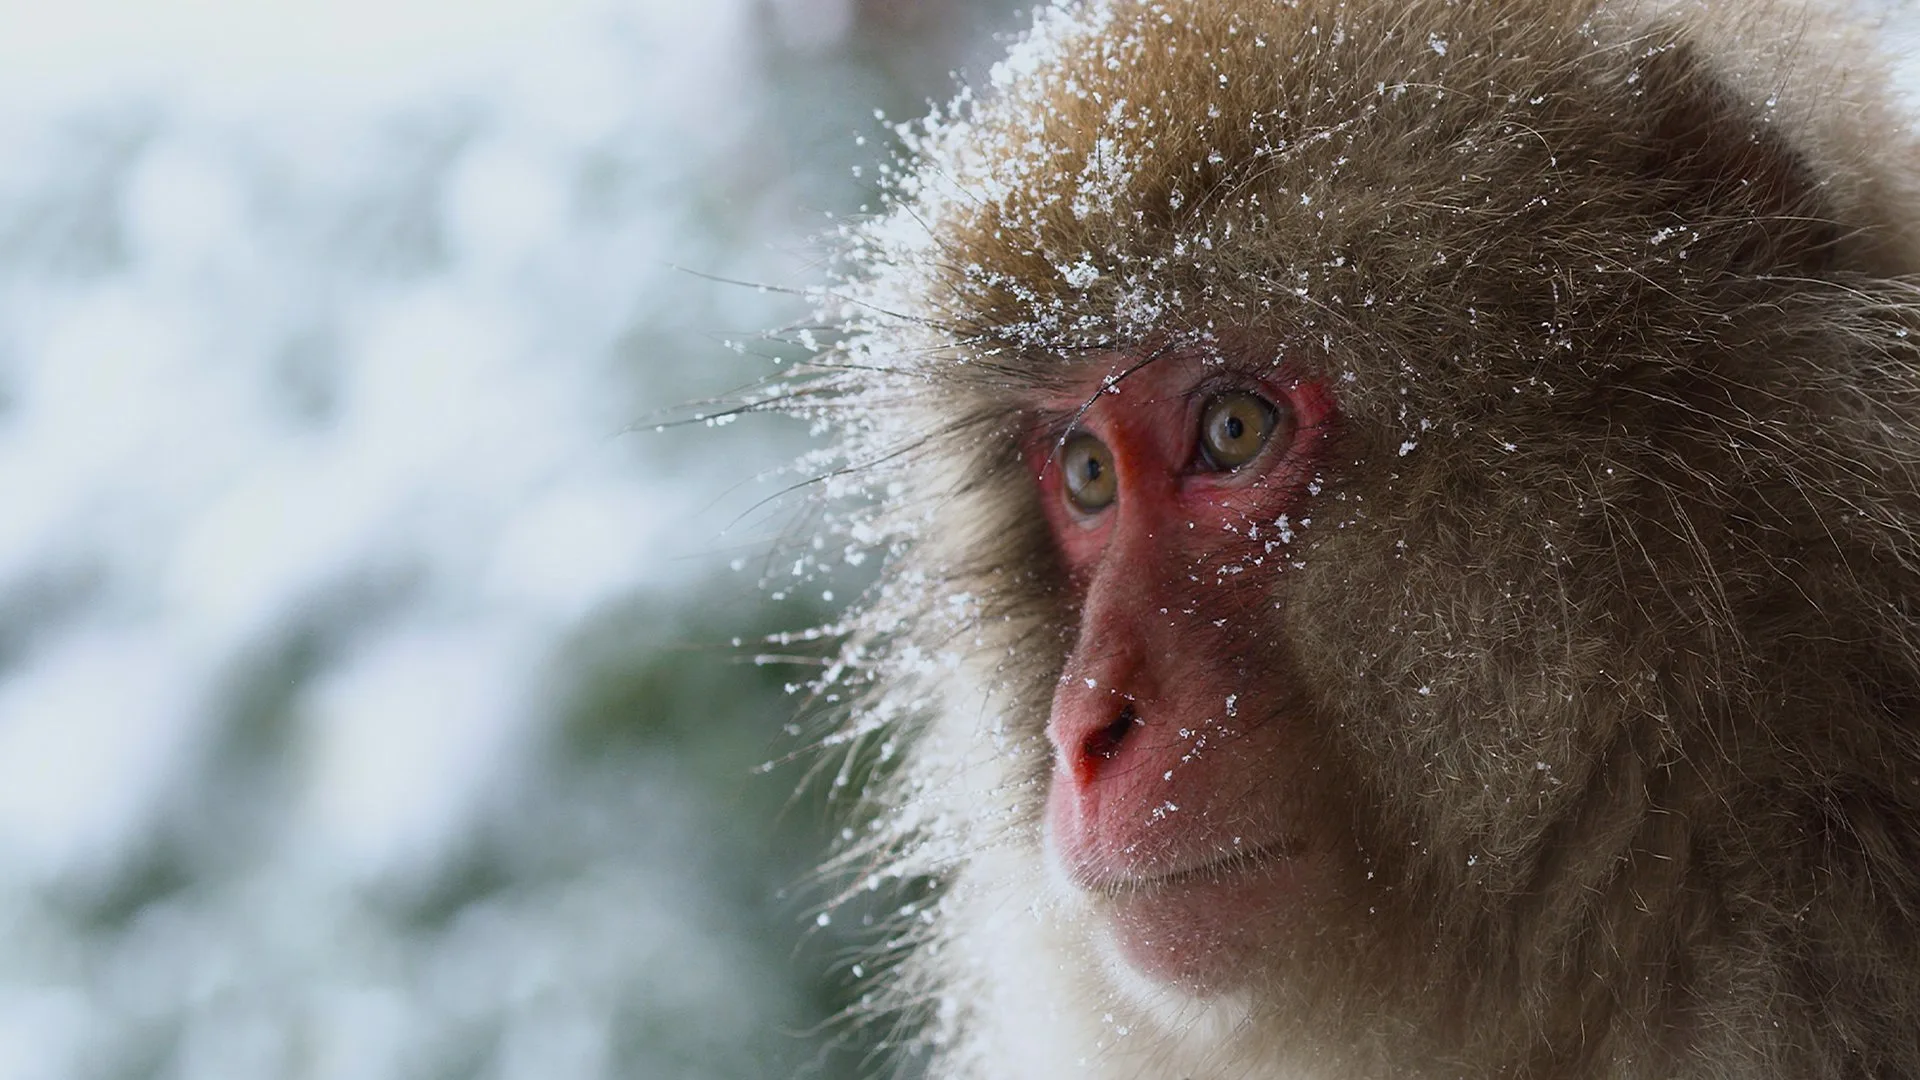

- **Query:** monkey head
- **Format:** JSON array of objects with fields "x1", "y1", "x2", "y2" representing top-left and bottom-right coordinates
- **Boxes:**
[{"x1": 793, "y1": 1, "x2": 1920, "y2": 1076}]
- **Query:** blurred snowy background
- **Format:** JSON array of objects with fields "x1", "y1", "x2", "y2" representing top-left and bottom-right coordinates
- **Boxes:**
[{"x1": 0, "y1": 1, "x2": 1015, "y2": 1077}]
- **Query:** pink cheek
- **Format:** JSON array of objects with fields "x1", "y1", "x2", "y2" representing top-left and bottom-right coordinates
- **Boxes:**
[{"x1": 1194, "y1": 466, "x2": 1307, "y2": 522}]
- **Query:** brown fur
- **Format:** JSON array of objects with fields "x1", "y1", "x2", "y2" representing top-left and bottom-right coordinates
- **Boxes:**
[{"x1": 794, "y1": 0, "x2": 1920, "y2": 1076}]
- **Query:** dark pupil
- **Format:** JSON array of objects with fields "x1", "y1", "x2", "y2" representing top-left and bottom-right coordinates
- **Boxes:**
[
  {"x1": 1081, "y1": 456, "x2": 1102, "y2": 482},
  {"x1": 1224, "y1": 415, "x2": 1244, "y2": 440}
]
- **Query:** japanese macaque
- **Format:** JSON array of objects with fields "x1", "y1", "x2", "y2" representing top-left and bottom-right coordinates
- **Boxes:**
[{"x1": 790, "y1": 0, "x2": 1920, "y2": 1076}]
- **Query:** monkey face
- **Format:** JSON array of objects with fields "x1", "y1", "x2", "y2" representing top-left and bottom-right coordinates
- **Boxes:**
[{"x1": 1023, "y1": 348, "x2": 1362, "y2": 993}]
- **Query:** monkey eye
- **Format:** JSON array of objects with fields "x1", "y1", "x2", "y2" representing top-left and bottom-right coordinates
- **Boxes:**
[
  {"x1": 1198, "y1": 391, "x2": 1286, "y2": 470},
  {"x1": 1061, "y1": 432, "x2": 1118, "y2": 512}
]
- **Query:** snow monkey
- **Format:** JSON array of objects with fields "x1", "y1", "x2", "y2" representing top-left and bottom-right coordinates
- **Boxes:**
[{"x1": 786, "y1": 0, "x2": 1920, "y2": 1076}]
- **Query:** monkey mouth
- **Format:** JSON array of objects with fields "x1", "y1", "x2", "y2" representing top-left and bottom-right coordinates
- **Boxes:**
[{"x1": 1085, "y1": 835, "x2": 1307, "y2": 896}]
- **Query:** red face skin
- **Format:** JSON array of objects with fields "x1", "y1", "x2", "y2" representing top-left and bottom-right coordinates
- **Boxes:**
[{"x1": 1031, "y1": 349, "x2": 1350, "y2": 995}]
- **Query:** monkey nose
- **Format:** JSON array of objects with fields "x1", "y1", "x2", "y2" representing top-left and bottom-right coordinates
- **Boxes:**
[
  {"x1": 1064, "y1": 700, "x2": 1142, "y2": 787},
  {"x1": 1049, "y1": 612, "x2": 1154, "y2": 786}
]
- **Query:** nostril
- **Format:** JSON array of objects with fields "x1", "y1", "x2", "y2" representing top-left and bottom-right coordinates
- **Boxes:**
[{"x1": 1076, "y1": 703, "x2": 1139, "y2": 780}]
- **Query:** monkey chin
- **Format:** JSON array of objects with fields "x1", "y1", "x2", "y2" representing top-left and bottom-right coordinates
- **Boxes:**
[{"x1": 1050, "y1": 826, "x2": 1332, "y2": 1002}]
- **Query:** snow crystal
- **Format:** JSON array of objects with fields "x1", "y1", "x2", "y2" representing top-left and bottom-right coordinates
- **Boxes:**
[{"x1": 1060, "y1": 255, "x2": 1102, "y2": 289}]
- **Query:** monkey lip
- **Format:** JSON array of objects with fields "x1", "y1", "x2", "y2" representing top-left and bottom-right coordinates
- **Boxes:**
[
  {"x1": 1077, "y1": 836, "x2": 1306, "y2": 894},
  {"x1": 1046, "y1": 766, "x2": 1311, "y2": 895}
]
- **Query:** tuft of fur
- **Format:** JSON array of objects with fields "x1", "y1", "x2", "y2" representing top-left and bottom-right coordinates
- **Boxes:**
[{"x1": 787, "y1": 1, "x2": 1920, "y2": 1077}]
